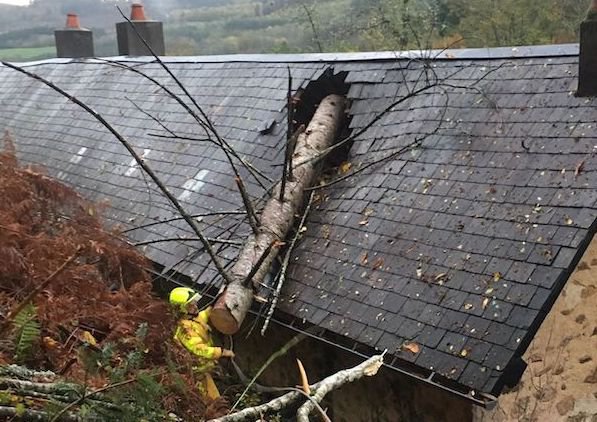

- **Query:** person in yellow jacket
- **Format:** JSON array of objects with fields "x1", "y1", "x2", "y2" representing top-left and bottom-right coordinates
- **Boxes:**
[{"x1": 169, "y1": 287, "x2": 235, "y2": 400}]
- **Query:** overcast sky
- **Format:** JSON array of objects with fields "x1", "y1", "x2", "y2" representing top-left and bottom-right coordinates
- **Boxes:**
[{"x1": 0, "y1": 0, "x2": 29, "y2": 5}]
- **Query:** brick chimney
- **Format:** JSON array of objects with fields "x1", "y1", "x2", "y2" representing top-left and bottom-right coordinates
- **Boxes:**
[
  {"x1": 54, "y1": 13, "x2": 94, "y2": 58},
  {"x1": 578, "y1": 0, "x2": 597, "y2": 96},
  {"x1": 116, "y1": 3, "x2": 165, "y2": 56}
]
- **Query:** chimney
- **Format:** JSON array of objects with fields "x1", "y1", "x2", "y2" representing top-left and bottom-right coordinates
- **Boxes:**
[
  {"x1": 578, "y1": 0, "x2": 597, "y2": 96},
  {"x1": 116, "y1": 3, "x2": 165, "y2": 56},
  {"x1": 54, "y1": 13, "x2": 95, "y2": 58}
]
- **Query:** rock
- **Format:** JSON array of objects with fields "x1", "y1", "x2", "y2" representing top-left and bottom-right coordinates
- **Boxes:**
[
  {"x1": 554, "y1": 365, "x2": 565, "y2": 375},
  {"x1": 535, "y1": 364, "x2": 552, "y2": 377},
  {"x1": 561, "y1": 309, "x2": 573, "y2": 316},
  {"x1": 529, "y1": 353, "x2": 543, "y2": 363},
  {"x1": 575, "y1": 314, "x2": 587, "y2": 324},
  {"x1": 593, "y1": 327, "x2": 597, "y2": 337},
  {"x1": 537, "y1": 385, "x2": 556, "y2": 402},
  {"x1": 584, "y1": 367, "x2": 597, "y2": 384},
  {"x1": 561, "y1": 383, "x2": 566, "y2": 390},
  {"x1": 581, "y1": 285, "x2": 596, "y2": 299},
  {"x1": 556, "y1": 395, "x2": 575, "y2": 416},
  {"x1": 579, "y1": 355, "x2": 593, "y2": 364},
  {"x1": 577, "y1": 261, "x2": 591, "y2": 271},
  {"x1": 591, "y1": 258, "x2": 597, "y2": 266}
]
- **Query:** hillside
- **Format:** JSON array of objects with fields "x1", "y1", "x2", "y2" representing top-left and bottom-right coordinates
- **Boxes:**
[{"x1": 0, "y1": 1, "x2": 587, "y2": 60}]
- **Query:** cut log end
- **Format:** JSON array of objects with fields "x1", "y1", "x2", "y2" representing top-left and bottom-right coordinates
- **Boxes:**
[{"x1": 210, "y1": 307, "x2": 240, "y2": 335}]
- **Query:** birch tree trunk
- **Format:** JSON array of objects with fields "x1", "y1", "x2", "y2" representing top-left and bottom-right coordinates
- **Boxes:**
[{"x1": 210, "y1": 94, "x2": 346, "y2": 334}]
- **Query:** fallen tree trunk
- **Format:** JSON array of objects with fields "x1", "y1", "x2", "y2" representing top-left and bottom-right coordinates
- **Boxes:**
[{"x1": 210, "y1": 95, "x2": 346, "y2": 334}]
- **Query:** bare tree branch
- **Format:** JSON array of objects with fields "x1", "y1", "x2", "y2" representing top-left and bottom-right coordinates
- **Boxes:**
[
  {"x1": 212, "y1": 353, "x2": 385, "y2": 422},
  {"x1": 0, "y1": 60, "x2": 233, "y2": 284}
]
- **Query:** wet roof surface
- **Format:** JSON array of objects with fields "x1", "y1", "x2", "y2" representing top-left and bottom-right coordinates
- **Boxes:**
[{"x1": 0, "y1": 47, "x2": 595, "y2": 395}]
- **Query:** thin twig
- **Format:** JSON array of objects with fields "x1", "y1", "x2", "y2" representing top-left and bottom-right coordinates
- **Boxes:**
[
  {"x1": 301, "y1": 3, "x2": 324, "y2": 53},
  {"x1": 0, "y1": 61, "x2": 234, "y2": 284},
  {"x1": 229, "y1": 333, "x2": 307, "y2": 413},
  {"x1": 134, "y1": 237, "x2": 243, "y2": 247},
  {"x1": 235, "y1": 177, "x2": 259, "y2": 235},
  {"x1": 261, "y1": 191, "x2": 314, "y2": 335},
  {"x1": 123, "y1": 210, "x2": 247, "y2": 233}
]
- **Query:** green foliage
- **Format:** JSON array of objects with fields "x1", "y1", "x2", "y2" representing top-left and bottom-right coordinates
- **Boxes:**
[
  {"x1": 12, "y1": 304, "x2": 41, "y2": 364},
  {"x1": 0, "y1": 46, "x2": 55, "y2": 62}
]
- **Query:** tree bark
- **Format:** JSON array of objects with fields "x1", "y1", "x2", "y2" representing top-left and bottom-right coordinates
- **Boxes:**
[{"x1": 210, "y1": 95, "x2": 346, "y2": 334}]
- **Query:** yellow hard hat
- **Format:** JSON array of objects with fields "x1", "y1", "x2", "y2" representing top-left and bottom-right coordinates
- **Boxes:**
[{"x1": 169, "y1": 287, "x2": 200, "y2": 310}]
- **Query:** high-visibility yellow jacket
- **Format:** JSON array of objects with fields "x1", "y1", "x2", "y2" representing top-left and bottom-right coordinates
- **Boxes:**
[{"x1": 174, "y1": 306, "x2": 222, "y2": 371}]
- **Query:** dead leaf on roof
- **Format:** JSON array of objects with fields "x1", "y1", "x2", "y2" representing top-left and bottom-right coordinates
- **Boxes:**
[
  {"x1": 339, "y1": 161, "x2": 352, "y2": 174},
  {"x1": 364, "y1": 208, "x2": 375, "y2": 217},
  {"x1": 359, "y1": 219, "x2": 369, "y2": 225},
  {"x1": 565, "y1": 216, "x2": 574, "y2": 225},
  {"x1": 434, "y1": 273, "x2": 448, "y2": 284},
  {"x1": 372, "y1": 257, "x2": 384, "y2": 270},
  {"x1": 321, "y1": 224, "x2": 330, "y2": 239},
  {"x1": 460, "y1": 349, "x2": 469, "y2": 357},
  {"x1": 493, "y1": 272, "x2": 502, "y2": 283},
  {"x1": 574, "y1": 160, "x2": 585, "y2": 178},
  {"x1": 403, "y1": 342, "x2": 420, "y2": 354},
  {"x1": 361, "y1": 252, "x2": 369, "y2": 265},
  {"x1": 482, "y1": 297, "x2": 490, "y2": 309},
  {"x1": 464, "y1": 303, "x2": 474, "y2": 310}
]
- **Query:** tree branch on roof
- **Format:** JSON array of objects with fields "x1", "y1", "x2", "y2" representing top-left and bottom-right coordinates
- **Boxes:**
[
  {"x1": 0, "y1": 60, "x2": 234, "y2": 285},
  {"x1": 115, "y1": 7, "x2": 262, "y2": 225}
]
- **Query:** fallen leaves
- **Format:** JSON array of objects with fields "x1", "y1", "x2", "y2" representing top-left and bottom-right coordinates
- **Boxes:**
[
  {"x1": 339, "y1": 161, "x2": 352, "y2": 174},
  {"x1": 574, "y1": 160, "x2": 585, "y2": 178},
  {"x1": 403, "y1": 342, "x2": 420, "y2": 354},
  {"x1": 372, "y1": 257, "x2": 384, "y2": 270}
]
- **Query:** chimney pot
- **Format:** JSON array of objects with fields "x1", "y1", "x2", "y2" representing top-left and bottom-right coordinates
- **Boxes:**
[
  {"x1": 65, "y1": 13, "x2": 81, "y2": 30},
  {"x1": 116, "y1": 4, "x2": 165, "y2": 56},
  {"x1": 130, "y1": 3, "x2": 148, "y2": 21},
  {"x1": 55, "y1": 14, "x2": 94, "y2": 58}
]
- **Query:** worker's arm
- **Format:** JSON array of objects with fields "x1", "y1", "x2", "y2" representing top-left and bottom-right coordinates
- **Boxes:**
[{"x1": 182, "y1": 336, "x2": 224, "y2": 360}]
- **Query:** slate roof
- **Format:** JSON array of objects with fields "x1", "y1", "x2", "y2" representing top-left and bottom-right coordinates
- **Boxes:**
[{"x1": 0, "y1": 45, "x2": 595, "y2": 400}]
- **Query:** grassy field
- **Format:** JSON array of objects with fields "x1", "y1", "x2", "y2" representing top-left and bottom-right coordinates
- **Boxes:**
[{"x1": 0, "y1": 46, "x2": 55, "y2": 62}]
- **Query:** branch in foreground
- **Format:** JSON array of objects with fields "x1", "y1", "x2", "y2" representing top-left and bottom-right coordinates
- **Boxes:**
[
  {"x1": 210, "y1": 353, "x2": 385, "y2": 422},
  {"x1": 0, "y1": 61, "x2": 233, "y2": 285}
]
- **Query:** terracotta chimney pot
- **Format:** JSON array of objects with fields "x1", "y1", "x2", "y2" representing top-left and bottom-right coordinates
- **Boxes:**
[
  {"x1": 65, "y1": 13, "x2": 81, "y2": 30},
  {"x1": 131, "y1": 3, "x2": 148, "y2": 21}
]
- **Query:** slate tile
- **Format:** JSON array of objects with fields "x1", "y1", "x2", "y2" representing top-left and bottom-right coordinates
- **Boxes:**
[
  {"x1": 460, "y1": 362, "x2": 493, "y2": 390},
  {"x1": 437, "y1": 332, "x2": 469, "y2": 356},
  {"x1": 462, "y1": 315, "x2": 491, "y2": 340},
  {"x1": 482, "y1": 321, "x2": 515, "y2": 347},
  {"x1": 483, "y1": 345, "x2": 512, "y2": 371},
  {"x1": 507, "y1": 306, "x2": 540, "y2": 330},
  {"x1": 415, "y1": 347, "x2": 468, "y2": 379},
  {"x1": 528, "y1": 264, "x2": 561, "y2": 288},
  {"x1": 462, "y1": 338, "x2": 492, "y2": 364},
  {"x1": 504, "y1": 283, "x2": 537, "y2": 307},
  {"x1": 505, "y1": 261, "x2": 536, "y2": 283},
  {"x1": 552, "y1": 247, "x2": 578, "y2": 268}
]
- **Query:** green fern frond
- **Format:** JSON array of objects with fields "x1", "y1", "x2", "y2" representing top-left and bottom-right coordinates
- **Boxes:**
[{"x1": 12, "y1": 303, "x2": 41, "y2": 364}]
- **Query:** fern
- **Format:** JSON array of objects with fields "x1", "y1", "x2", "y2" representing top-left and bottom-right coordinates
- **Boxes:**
[{"x1": 12, "y1": 303, "x2": 41, "y2": 364}]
